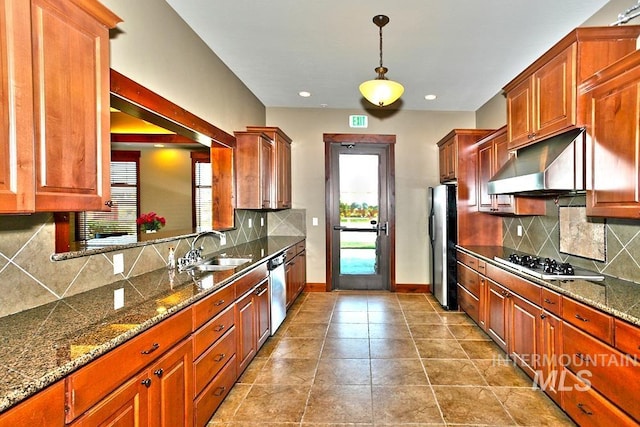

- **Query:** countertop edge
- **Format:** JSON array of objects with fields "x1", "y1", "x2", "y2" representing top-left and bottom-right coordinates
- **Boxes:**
[{"x1": 456, "y1": 245, "x2": 640, "y2": 327}]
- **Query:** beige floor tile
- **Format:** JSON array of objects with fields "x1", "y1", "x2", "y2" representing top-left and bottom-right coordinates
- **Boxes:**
[
  {"x1": 438, "y1": 312, "x2": 476, "y2": 325},
  {"x1": 423, "y1": 358, "x2": 487, "y2": 386},
  {"x1": 398, "y1": 299, "x2": 435, "y2": 311},
  {"x1": 255, "y1": 337, "x2": 279, "y2": 357},
  {"x1": 492, "y1": 387, "x2": 576, "y2": 426},
  {"x1": 334, "y1": 297, "x2": 368, "y2": 311},
  {"x1": 253, "y1": 358, "x2": 318, "y2": 385},
  {"x1": 473, "y1": 359, "x2": 533, "y2": 387},
  {"x1": 303, "y1": 384, "x2": 373, "y2": 423},
  {"x1": 326, "y1": 322, "x2": 369, "y2": 338},
  {"x1": 367, "y1": 299, "x2": 401, "y2": 311},
  {"x1": 459, "y1": 339, "x2": 507, "y2": 359},
  {"x1": 233, "y1": 384, "x2": 310, "y2": 423},
  {"x1": 284, "y1": 322, "x2": 329, "y2": 338},
  {"x1": 370, "y1": 338, "x2": 418, "y2": 359},
  {"x1": 207, "y1": 383, "x2": 252, "y2": 423},
  {"x1": 299, "y1": 299, "x2": 336, "y2": 311},
  {"x1": 432, "y1": 385, "x2": 514, "y2": 425},
  {"x1": 367, "y1": 309, "x2": 406, "y2": 324},
  {"x1": 409, "y1": 323, "x2": 454, "y2": 339},
  {"x1": 321, "y1": 338, "x2": 370, "y2": 358},
  {"x1": 403, "y1": 311, "x2": 444, "y2": 324},
  {"x1": 271, "y1": 337, "x2": 324, "y2": 359},
  {"x1": 331, "y1": 310, "x2": 368, "y2": 323},
  {"x1": 293, "y1": 309, "x2": 333, "y2": 323},
  {"x1": 314, "y1": 358, "x2": 371, "y2": 385},
  {"x1": 447, "y1": 323, "x2": 492, "y2": 340},
  {"x1": 414, "y1": 339, "x2": 468, "y2": 359},
  {"x1": 368, "y1": 323, "x2": 411, "y2": 339},
  {"x1": 371, "y1": 358, "x2": 429, "y2": 385},
  {"x1": 236, "y1": 357, "x2": 268, "y2": 384},
  {"x1": 372, "y1": 385, "x2": 443, "y2": 424}
]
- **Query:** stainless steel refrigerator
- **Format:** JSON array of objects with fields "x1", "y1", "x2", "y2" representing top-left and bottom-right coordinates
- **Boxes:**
[{"x1": 428, "y1": 184, "x2": 457, "y2": 310}]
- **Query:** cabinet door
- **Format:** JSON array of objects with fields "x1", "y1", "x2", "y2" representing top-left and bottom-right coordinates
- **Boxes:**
[
  {"x1": 255, "y1": 278, "x2": 270, "y2": 348},
  {"x1": 285, "y1": 260, "x2": 295, "y2": 309},
  {"x1": 508, "y1": 292, "x2": 540, "y2": 379},
  {"x1": 148, "y1": 339, "x2": 193, "y2": 427},
  {"x1": 0, "y1": 0, "x2": 35, "y2": 213},
  {"x1": 260, "y1": 137, "x2": 273, "y2": 208},
  {"x1": 70, "y1": 372, "x2": 150, "y2": 427},
  {"x1": 533, "y1": 46, "x2": 576, "y2": 141},
  {"x1": 506, "y1": 78, "x2": 534, "y2": 149},
  {"x1": 31, "y1": 0, "x2": 112, "y2": 211},
  {"x1": 486, "y1": 279, "x2": 508, "y2": 351},
  {"x1": 584, "y1": 64, "x2": 640, "y2": 219},
  {"x1": 0, "y1": 381, "x2": 64, "y2": 426},
  {"x1": 235, "y1": 290, "x2": 257, "y2": 374},
  {"x1": 296, "y1": 249, "x2": 306, "y2": 295},
  {"x1": 477, "y1": 141, "x2": 495, "y2": 212},
  {"x1": 478, "y1": 275, "x2": 487, "y2": 330},
  {"x1": 538, "y1": 311, "x2": 563, "y2": 404},
  {"x1": 492, "y1": 132, "x2": 516, "y2": 212},
  {"x1": 276, "y1": 137, "x2": 291, "y2": 208}
]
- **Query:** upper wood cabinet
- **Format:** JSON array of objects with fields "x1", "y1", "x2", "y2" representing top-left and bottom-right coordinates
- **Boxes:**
[
  {"x1": 504, "y1": 26, "x2": 640, "y2": 151},
  {"x1": 437, "y1": 129, "x2": 492, "y2": 184},
  {"x1": 0, "y1": 0, "x2": 120, "y2": 213},
  {"x1": 477, "y1": 126, "x2": 545, "y2": 215},
  {"x1": 580, "y1": 50, "x2": 640, "y2": 219},
  {"x1": 234, "y1": 131, "x2": 274, "y2": 209},
  {"x1": 246, "y1": 126, "x2": 292, "y2": 209}
]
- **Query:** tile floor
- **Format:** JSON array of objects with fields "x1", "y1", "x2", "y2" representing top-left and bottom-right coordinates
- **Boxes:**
[{"x1": 207, "y1": 291, "x2": 575, "y2": 426}]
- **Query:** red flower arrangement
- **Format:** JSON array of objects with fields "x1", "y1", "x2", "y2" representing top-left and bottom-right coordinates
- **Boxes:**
[{"x1": 136, "y1": 212, "x2": 166, "y2": 232}]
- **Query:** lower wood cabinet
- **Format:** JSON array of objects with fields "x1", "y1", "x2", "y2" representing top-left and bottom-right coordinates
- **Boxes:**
[
  {"x1": 0, "y1": 381, "x2": 65, "y2": 426},
  {"x1": 485, "y1": 279, "x2": 508, "y2": 351},
  {"x1": 537, "y1": 310, "x2": 563, "y2": 404},
  {"x1": 236, "y1": 277, "x2": 270, "y2": 376},
  {"x1": 507, "y1": 291, "x2": 541, "y2": 379},
  {"x1": 194, "y1": 354, "x2": 236, "y2": 427},
  {"x1": 285, "y1": 242, "x2": 306, "y2": 309}
]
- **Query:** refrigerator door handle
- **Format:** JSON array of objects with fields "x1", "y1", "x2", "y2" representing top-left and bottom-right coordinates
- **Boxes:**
[{"x1": 428, "y1": 214, "x2": 435, "y2": 243}]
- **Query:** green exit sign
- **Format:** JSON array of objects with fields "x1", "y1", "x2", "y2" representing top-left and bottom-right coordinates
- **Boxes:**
[{"x1": 349, "y1": 115, "x2": 368, "y2": 128}]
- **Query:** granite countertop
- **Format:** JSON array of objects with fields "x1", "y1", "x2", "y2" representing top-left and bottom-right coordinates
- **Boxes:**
[
  {"x1": 458, "y1": 245, "x2": 640, "y2": 326},
  {"x1": 0, "y1": 236, "x2": 303, "y2": 413}
]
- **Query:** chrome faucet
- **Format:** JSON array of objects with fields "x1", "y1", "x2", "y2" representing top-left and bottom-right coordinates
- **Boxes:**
[{"x1": 178, "y1": 230, "x2": 226, "y2": 270}]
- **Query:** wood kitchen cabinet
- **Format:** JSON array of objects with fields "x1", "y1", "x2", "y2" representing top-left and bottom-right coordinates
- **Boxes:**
[
  {"x1": 235, "y1": 272, "x2": 270, "y2": 375},
  {"x1": 0, "y1": 0, "x2": 120, "y2": 213},
  {"x1": 285, "y1": 241, "x2": 306, "y2": 309},
  {"x1": 507, "y1": 291, "x2": 541, "y2": 379},
  {"x1": 246, "y1": 126, "x2": 293, "y2": 209},
  {"x1": 538, "y1": 309, "x2": 563, "y2": 405},
  {"x1": 504, "y1": 26, "x2": 640, "y2": 151},
  {"x1": 235, "y1": 131, "x2": 274, "y2": 209},
  {"x1": 580, "y1": 49, "x2": 640, "y2": 219},
  {"x1": 0, "y1": 381, "x2": 65, "y2": 425},
  {"x1": 477, "y1": 126, "x2": 545, "y2": 215},
  {"x1": 485, "y1": 279, "x2": 508, "y2": 351},
  {"x1": 437, "y1": 129, "x2": 492, "y2": 183}
]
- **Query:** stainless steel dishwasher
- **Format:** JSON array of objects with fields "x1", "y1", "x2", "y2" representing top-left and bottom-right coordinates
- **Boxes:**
[{"x1": 268, "y1": 253, "x2": 287, "y2": 335}]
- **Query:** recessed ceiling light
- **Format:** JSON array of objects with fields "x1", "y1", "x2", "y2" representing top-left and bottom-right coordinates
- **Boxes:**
[
  {"x1": 298, "y1": 91, "x2": 311, "y2": 97},
  {"x1": 425, "y1": 94, "x2": 437, "y2": 101}
]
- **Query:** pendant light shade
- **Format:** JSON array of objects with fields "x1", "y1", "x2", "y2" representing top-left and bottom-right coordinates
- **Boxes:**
[{"x1": 359, "y1": 15, "x2": 404, "y2": 107}]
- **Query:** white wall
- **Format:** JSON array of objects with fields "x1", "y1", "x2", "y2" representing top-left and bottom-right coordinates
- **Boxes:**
[{"x1": 267, "y1": 107, "x2": 475, "y2": 285}]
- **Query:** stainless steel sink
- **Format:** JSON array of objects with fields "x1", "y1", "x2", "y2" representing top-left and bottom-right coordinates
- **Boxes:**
[{"x1": 192, "y1": 256, "x2": 252, "y2": 271}]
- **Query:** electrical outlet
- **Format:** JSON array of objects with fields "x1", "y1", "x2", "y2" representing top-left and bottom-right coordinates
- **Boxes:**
[
  {"x1": 220, "y1": 233, "x2": 226, "y2": 246},
  {"x1": 260, "y1": 217, "x2": 264, "y2": 227},
  {"x1": 312, "y1": 217, "x2": 319, "y2": 226},
  {"x1": 517, "y1": 225, "x2": 523, "y2": 237},
  {"x1": 114, "y1": 288, "x2": 124, "y2": 310},
  {"x1": 113, "y1": 253, "x2": 124, "y2": 274},
  {"x1": 248, "y1": 218, "x2": 253, "y2": 228}
]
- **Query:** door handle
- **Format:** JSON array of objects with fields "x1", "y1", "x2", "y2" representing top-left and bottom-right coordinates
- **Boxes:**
[
  {"x1": 377, "y1": 221, "x2": 388, "y2": 236},
  {"x1": 333, "y1": 225, "x2": 346, "y2": 230}
]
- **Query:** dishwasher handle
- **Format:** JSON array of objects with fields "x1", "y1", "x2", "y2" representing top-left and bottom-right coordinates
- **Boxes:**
[{"x1": 269, "y1": 253, "x2": 286, "y2": 269}]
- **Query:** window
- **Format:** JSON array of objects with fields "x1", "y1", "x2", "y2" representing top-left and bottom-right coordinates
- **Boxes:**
[
  {"x1": 192, "y1": 151, "x2": 212, "y2": 231},
  {"x1": 77, "y1": 151, "x2": 140, "y2": 245}
]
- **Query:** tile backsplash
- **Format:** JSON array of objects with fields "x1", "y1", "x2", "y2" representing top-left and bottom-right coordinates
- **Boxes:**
[
  {"x1": 0, "y1": 209, "x2": 306, "y2": 318},
  {"x1": 503, "y1": 195, "x2": 640, "y2": 285}
]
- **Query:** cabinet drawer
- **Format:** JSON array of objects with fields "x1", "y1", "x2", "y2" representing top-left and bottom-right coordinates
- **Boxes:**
[
  {"x1": 285, "y1": 245, "x2": 297, "y2": 260},
  {"x1": 477, "y1": 259, "x2": 486, "y2": 275},
  {"x1": 193, "y1": 305, "x2": 235, "y2": 359},
  {"x1": 456, "y1": 250, "x2": 478, "y2": 271},
  {"x1": 194, "y1": 354, "x2": 237, "y2": 427},
  {"x1": 562, "y1": 368, "x2": 638, "y2": 427},
  {"x1": 295, "y1": 241, "x2": 305, "y2": 253},
  {"x1": 562, "y1": 298, "x2": 613, "y2": 344},
  {"x1": 614, "y1": 318, "x2": 640, "y2": 359},
  {"x1": 65, "y1": 307, "x2": 192, "y2": 421},
  {"x1": 541, "y1": 288, "x2": 562, "y2": 316},
  {"x1": 562, "y1": 323, "x2": 640, "y2": 421},
  {"x1": 193, "y1": 284, "x2": 235, "y2": 331},
  {"x1": 235, "y1": 262, "x2": 268, "y2": 298},
  {"x1": 457, "y1": 284, "x2": 479, "y2": 324},
  {"x1": 486, "y1": 263, "x2": 541, "y2": 305},
  {"x1": 194, "y1": 326, "x2": 236, "y2": 396},
  {"x1": 457, "y1": 262, "x2": 479, "y2": 297}
]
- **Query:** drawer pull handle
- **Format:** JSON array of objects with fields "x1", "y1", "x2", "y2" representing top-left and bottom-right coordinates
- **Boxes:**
[
  {"x1": 214, "y1": 324, "x2": 226, "y2": 332},
  {"x1": 141, "y1": 378, "x2": 152, "y2": 388},
  {"x1": 575, "y1": 353, "x2": 591, "y2": 364},
  {"x1": 577, "y1": 403, "x2": 593, "y2": 416},
  {"x1": 214, "y1": 299, "x2": 226, "y2": 306},
  {"x1": 213, "y1": 353, "x2": 226, "y2": 362},
  {"x1": 575, "y1": 314, "x2": 589, "y2": 322},
  {"x1": 141, "y1": 343, "x2": 159, "y2": 355},
  {"x1": 154, "y1": 369, "x2": 164, "y2": 378},
  {"x1": 543, "y1": 298, "x2": 555, "y2": 305},
  {"x1": 213, "y1": 386, "x2": 226, "y2": 397}
]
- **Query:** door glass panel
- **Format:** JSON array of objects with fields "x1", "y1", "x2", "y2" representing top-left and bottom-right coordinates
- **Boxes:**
[{"x1": 339, "y1": 154, "x2": 379, "y2": 275}]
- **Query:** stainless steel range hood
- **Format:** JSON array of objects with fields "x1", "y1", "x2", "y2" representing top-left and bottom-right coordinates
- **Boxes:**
[{"x1": 487, "y1": 128, "x2": 585, "y2": 196}]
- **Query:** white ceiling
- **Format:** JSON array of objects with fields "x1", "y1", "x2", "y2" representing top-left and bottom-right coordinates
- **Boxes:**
[{"x1": 165, "y1": 0, "x2": 614, "y2": 111}]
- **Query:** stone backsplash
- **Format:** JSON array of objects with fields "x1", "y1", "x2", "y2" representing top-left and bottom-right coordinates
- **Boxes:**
[
  {"x1": 503, "y1": 195, "x2": 640, "y2": 285},
  {"x1": 0, "y1": 209, "x2": 305, "y2": 318}
]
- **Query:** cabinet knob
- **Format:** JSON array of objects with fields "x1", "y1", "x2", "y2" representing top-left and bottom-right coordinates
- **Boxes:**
[
  {"x1": 213, "y1": 353, "x2": 226, "y2": 362},
  {"x1": 141, "y1": 378, "x2": 152, "y2": 388},
  {"x1": 154, "y1": 369, "x2": 164, "y2": 378},
  {"x1": 540, "y1": 314, "x2": 547, "y2": 319},
  {"x1": 213, "y1": 386, "x2": 226, "y2": 397},
  {"x1": 213, "y1": 324, "x2": 226, "y2": 332},
  {"x1": 104, "y1": 200, "x2": 114, "y2": 208}
]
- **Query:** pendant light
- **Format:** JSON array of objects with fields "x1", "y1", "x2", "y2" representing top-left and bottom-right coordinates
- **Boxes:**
[{"x1": 359, "y1": 15, "x2": 404, "y2": 107}]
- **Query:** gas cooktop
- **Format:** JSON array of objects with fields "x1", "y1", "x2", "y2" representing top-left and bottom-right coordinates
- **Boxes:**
[{"x1": 493, "y1": 253, "x2": 605, "y2": 281}]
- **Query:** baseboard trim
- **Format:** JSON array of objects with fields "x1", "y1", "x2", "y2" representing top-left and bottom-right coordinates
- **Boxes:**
[
  {"x1": 395, "y1": 283, "x2": 430, "y2": 293},
  {"x1": 303, "y1": 282, "x2": 327, "y2": 292}
]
